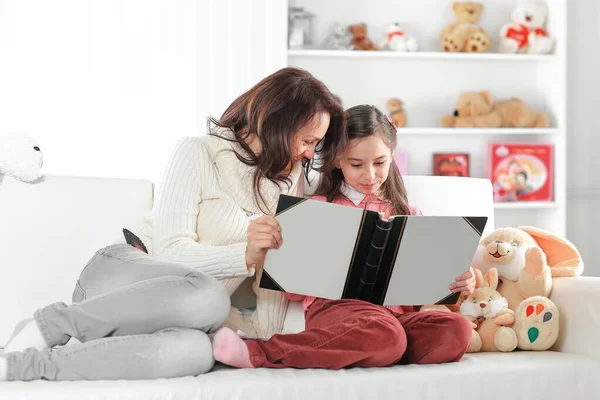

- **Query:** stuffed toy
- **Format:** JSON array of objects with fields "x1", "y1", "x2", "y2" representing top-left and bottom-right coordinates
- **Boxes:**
[
  {"x1": 500, "y1": 0, "x2": 555, "y2": 54},
  {"x1": 441, "y1": 91, "x2": 550, "y2": 128},
  {"x1": 0, "y1": 133, "x2": 43, "y2": 182},
  {"x1": 323, "y1": 23, "x2": 353, "y2": 50},
  {"x1": 379, "y1": 23, "x2": 418, "y2": 52},
  {"x1": 386, "y1": 97, "x2": 407, "y2": 128},
  {"x1": 348, "y1": 23, "x2": 377, "y2": 51},
  {"x1": 470, "y1": 226, "x2": 583, "y2": 350},
  {"x1": 440, "y1": 2, "x2": 491, "y2": 53},
  {"x1": 460, "y1": 268, "x2": 518, "y2": 352}
]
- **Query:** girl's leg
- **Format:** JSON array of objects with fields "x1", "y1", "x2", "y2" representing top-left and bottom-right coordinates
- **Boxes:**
[
  {"x1": 3, "y1": 328, "x2": 214, "y2": 381},
  {"x1": 214, "y1": 299, "x2": 408, "y2": 370},
  {"x1": 6, "y1": 244, "x2": 231, "y2": 352},
  {"x1": 394, "y1": 311, "x2": 473, "y2": 364}
]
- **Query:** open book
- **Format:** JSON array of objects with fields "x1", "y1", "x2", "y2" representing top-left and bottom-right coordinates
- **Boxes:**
[{"x1": 259, "y1": 195, "x2": 487, "y2": 306}]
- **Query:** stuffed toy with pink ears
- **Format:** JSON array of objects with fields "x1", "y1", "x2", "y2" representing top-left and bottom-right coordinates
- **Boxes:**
[{"x1": 0, "y1": 133, "x2": 44, "y2": 182}]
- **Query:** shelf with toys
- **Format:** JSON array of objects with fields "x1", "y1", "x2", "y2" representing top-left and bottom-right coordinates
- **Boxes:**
[
  {"x1": 288, "y1": 49, "x2": 557, "y2": 61},
  {"x1": 287, "y1": 0, "x2": 566, "y2": 236}
]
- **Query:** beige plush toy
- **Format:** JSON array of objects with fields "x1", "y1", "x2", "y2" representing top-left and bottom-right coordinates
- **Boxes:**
[
  {"x1": 470, "y1": 226, "x2": 583, "y2": 350},
  {"x1": 440, "y1": 2, "x2": 491, "y2": 53},
  {"x1": 441, "y1": 91, "x2": 550, "y2": 128},
  {"x1": 460, "y1": 268, "x2": 518, "y2": 352},
  {"x1": 386, "y1": 97, "x2": 407, "y2": 128}
]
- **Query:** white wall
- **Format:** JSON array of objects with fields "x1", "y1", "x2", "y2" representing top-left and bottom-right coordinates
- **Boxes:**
[
  {"x1": 0, "y1": 0, "x2": 287, "y2": 183},
  {"x1": 566, "y1": 0, "x2": 600, "y2": 277}
]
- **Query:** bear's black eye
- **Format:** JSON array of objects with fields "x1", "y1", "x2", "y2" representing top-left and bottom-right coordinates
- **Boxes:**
[
  {"x1": 511, "y1": 241, "x2": 518, "y2": 247},
  {"x1": 33, "y1": 146, "x2": 40, "y2": 151}
]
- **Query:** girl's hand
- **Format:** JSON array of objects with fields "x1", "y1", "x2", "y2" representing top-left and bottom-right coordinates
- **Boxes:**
[
  {"x1": 448, "y1": 267, "x2": 476, "y2": 296},
  {"x1": 245, "y1": 216, "x2": 283, "y2": 269}
]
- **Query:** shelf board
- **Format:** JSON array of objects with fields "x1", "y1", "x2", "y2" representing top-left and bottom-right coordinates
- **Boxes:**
[
  {"x1": 288, "y1": 49, "x2": 556, "y2": 61},
  {"x1": 396, "y1": 128, "x2": 559, "y2": 135},
  {"x1": 494, "y1": 201, "x2": 558, "y2": 209}
]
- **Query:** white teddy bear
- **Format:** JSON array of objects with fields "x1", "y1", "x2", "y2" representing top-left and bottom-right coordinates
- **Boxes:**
[
  {"x1": 379, "y1": 23, "x2": 418, "y2": 52},
  {"x1": 500, "y1": 0, "x2": 555, "y2": 54},
  {"x1": 0, "y1": 133, "x2": 43, "y2": 182}
]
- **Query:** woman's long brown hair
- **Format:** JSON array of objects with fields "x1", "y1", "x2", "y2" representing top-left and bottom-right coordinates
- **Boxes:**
[
  {"x1": 314, "y1": 105, "x2": 410, "y2": 216},
  {"x1": 209, "y1": 67, "x2": 346, "y2": 213}
]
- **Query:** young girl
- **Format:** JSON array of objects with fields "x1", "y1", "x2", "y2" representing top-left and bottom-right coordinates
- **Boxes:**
[{"x1": 211, "y1": 105, "x2": 475, "y2": 370}]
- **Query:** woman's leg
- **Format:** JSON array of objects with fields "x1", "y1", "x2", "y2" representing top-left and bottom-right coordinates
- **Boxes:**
[
  {"x1": 214, "y1": 299, "x2": 408, "y2": 370},
  {"x1": 3, "y1": 328, "x2": 214, "y2": 381},
  {"x1": 6, "y1": 244, "x2": 231, "y2": 351},
  {"x1": 394, "y1": 311, "x2": 473, "y2": 364}
]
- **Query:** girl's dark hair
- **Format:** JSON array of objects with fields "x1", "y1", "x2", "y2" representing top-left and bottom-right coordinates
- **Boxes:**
[
  {"x1": 209, "y1": 67, "x2": 346, "y2": 213},
  {"x1": 314, "y1": 105, "x2": 410, "y2": 216}
]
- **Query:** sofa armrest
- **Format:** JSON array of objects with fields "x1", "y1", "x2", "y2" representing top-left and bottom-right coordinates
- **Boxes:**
[{"x1": 550, "y1": 277, "x2": 600, "y2": 360}]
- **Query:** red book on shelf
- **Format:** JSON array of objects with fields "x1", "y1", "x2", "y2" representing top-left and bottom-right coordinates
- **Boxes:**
[
  {"x1": 487, "y1": 143, "x2": 554, "y2": 202},
  {"x1": 433, "y1": 153, "x2": 469, "y2": 177}
]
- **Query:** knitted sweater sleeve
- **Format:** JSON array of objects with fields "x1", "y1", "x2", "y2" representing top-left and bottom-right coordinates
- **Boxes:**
[{"x1": 152, "y1": 137, "x2": 251, "y2": 280}]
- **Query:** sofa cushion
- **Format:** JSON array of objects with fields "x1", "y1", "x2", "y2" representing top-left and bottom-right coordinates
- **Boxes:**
[{"x1": 1, "y1": 352, "x2": 599, "y2": 399}]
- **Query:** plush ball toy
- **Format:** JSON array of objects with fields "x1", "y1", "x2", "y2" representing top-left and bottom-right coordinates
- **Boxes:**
[
  {"x1": 0, "y1": 133, "x2": 43, "y2": 182},
  {"x1": 440, "y1": 91, "x2": 550, "y2": 128},
  {"x1": 386, "y1": 97, "x2": 407, "y2": 128},
  {"x1": 470, "y1": 226, "x2": 582, "y2": 350},
  {"x1": 348, "y1": 23, "x2": 377, "y2": 50},
  {"x1": 440, "y1": 2, "x2": 491, "y2": 53},
  {"x1": 460, "y1": 268, "x2": 518, "y2": 352},
  {"x1": 500, "y1": 0, "x2": 555, "y2": 54},
  {"x1": 379, "y1": 23, "x2": 418, "y2": 52}
]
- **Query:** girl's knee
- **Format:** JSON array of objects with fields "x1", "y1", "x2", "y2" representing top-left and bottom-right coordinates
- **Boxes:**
[
  {"x1": 437, "y1": 312, "x2": 473, "y2": 361},
  {"x1": 363, "y1": 317, "x2": 407, "y2": 366}
]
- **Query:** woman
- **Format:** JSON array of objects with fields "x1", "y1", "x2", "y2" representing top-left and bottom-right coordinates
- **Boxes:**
[{"x1": 0, "y1": 67, "x2": 347, "y2": 381}]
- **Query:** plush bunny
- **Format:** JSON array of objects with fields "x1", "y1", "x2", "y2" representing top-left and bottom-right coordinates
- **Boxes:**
[
  {"x1": 460, "y1": 268, "x2": 518, "y2": 352},
  {"x1": 470, "y1": 226, "x2": 578, "y2": 350},
  {"x1": 0, "y1": 133, "x2": 43, "y2": 182}
]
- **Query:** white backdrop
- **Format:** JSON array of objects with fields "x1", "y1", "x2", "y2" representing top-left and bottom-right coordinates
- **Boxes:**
[{"x1": 0, "y1": 0, "x2": 287, "y2": 183}]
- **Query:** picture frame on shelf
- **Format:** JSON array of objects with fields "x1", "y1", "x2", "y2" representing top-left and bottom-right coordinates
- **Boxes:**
[{"x1": 432, "y1": 153, "x2": 470, "y2": 177}]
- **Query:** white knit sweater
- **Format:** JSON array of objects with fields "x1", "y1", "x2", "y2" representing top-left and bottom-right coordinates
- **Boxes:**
[{"x1": 149, "y1": 131, "x2": 306, "y2": 339}]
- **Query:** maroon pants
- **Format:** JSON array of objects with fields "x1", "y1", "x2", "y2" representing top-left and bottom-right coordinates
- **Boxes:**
[{"x1": 245, "y1": 299, "x2": 472, "y2": 369}]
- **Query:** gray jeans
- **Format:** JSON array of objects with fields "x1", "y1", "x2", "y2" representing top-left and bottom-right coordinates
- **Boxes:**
[{"x1": 4, "y1": 244, "x2": 231, "y2": 381}]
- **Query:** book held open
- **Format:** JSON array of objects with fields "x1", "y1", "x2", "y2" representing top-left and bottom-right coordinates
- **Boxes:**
[{"x1": 259, "y1": 195, "x2": 487, "y2": 306}]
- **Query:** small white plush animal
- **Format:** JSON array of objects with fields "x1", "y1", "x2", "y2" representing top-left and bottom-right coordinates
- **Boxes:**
[
  {"x1": 500, "y1": 0, "x2": 555, "y2": 54},
  {"x1": 322, "y1": 22, "x2": 353, "y2": 50},
  {"x1": 0, "y1": 133, "x2": 43, "y2": 182},
  {"x1": 379, "y1": 23, "x2": 418, "y2": 52}
]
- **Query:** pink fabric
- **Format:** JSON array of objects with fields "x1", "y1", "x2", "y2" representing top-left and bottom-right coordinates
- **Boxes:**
[{"x1": 285, "y1": 193, "x2": 423, "y2": 314}]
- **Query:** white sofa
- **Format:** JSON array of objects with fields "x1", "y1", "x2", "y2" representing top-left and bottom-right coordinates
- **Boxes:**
[{"x1": 0, "y1": 174, "x2": 599, "y2": 400}]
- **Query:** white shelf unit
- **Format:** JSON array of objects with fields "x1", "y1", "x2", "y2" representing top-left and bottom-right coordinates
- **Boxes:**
[{"x1": 287, "y1": 0, "x2": 567, "y2": 236}]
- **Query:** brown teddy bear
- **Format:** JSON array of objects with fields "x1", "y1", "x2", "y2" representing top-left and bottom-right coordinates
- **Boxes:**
[
  {"x1": 348, "y1": 23, "x2": 377, "y2": 50},
  {"x1": 386, "y1": 97, "x2": 406, "y2": 128},
  {"x1": 441, "y1": 91, "x2": 550, "y2": 128},
  {"x1": 440, "y1": 2, "x2": 491, "y2": 53},
  {"x1": 460, "y1": 268, "x2": 518, "y2": 352},
  {"x1": 470, "y1": 226, "x2": 583, "y2": 350}
]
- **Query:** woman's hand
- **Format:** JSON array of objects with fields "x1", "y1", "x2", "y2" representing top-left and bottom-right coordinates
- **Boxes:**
[
  {"x1": 448, "y1": 267, "x2": 476, "y2": 296},
  {"x1": 245, "y1": 216, "x2": 283, "y2": 269}
]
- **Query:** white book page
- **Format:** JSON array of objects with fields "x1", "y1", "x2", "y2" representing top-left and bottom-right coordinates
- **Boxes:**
[
  {"x1": 382, "y1": 217, "x2": 482, "y2": 306},
  {"x1": 263, "y1": 199, "x2": 365, "y2": 299}
]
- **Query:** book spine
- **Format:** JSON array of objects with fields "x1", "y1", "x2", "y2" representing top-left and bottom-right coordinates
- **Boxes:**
[
  {"x1": 355, "y1": 218, "x2": 392, "y2": 302},
  {"x1": 370, "y1": 216, "x2": 407, "y2": 305}
]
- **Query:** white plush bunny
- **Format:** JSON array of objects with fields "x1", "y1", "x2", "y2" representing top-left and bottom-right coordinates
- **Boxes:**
[{"x1": 0, "y1": 133, "x2": 43, "y2": 182}]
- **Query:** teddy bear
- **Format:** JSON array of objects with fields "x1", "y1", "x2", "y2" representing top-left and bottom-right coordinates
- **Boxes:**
[
  {"x1": 440, "y1": 2, "x2": 491, "y2": 53},
  {"x1": 0, "y1": 133, "x2": 43, "y2": 182},
  {"x1": 441, "y1": 91, "x2": 550, "y2": 128},
  {"x1": 386, "y1": 97, "x2": 407, "y2": 128},
  {"x1": 379, "y1": 23, "x2": 418, "y2": 52},
  {"x1": 322, "y1": 22, "x2": 353, "y2": 50},
  {"x1": 470, "y1": 226, "x2": 583, "y2": 350},
  {"x1": 460, "y1": 268, "x2": 518, "y2": 352},
  {"x1": 500, "y1": 0, "x2": 555, "y2": 54},
  {"x1": 348, "y1": 23, "x2": 377, "y2": 51}
]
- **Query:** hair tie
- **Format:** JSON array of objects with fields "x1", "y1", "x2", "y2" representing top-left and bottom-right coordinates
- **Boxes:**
[{"x1": 385, "y1": 114, "x2": 397, "y2": 130}]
